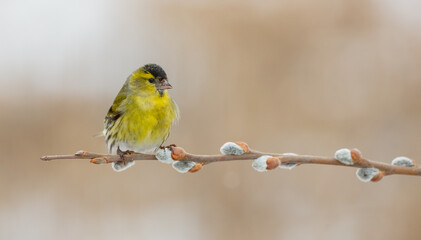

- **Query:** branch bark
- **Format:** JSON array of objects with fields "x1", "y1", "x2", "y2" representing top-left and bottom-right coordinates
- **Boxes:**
[{"x1": 40, "y1": 142, "x2": 421, "y2": 181}]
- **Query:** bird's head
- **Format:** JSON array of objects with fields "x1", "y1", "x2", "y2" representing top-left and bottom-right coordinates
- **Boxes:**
[{"x1": 130, "y1": 64, "x2": 172, "y2": 96}]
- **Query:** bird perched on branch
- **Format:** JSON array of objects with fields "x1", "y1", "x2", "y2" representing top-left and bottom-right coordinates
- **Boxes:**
[{"x1": 104, "y1": 64, "x2": 179, "y2": 172}]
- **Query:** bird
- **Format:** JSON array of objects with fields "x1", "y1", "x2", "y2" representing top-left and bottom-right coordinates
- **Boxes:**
[{"x1": 103, "y1": 64, "x2": 179, "y2": 172}]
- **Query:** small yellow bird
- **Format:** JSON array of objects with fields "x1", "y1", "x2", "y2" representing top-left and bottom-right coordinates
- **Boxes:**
[{"x1": 104, "y1": 64, "x2": 179, "y2": 172}]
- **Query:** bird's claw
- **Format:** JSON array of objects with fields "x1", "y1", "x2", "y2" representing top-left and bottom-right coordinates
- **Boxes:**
[
  {"x1": 159, "y1": 144, "x2": 177, "y2": 150},
  {"x1": 117, "y1": 147, "x2": 135, "y2": 161}
]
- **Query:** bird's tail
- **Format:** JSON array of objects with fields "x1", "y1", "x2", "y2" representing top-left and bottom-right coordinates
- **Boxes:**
[
  {"x1": 112, "y1": 161, "x2": 135, "y2": 172},
  {"x1": 93, "y1": 130, "x2": 106, "y2": 138}
]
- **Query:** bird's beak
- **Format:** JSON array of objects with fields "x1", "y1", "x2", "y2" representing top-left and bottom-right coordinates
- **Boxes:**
[{"x1": 156, "y1": 79, "x2": 172, "y2": 90}]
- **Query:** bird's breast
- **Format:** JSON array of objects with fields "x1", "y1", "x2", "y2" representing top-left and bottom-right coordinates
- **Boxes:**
[{"x1": 116, "y1": 94, "x2": 175, "y2": 146}]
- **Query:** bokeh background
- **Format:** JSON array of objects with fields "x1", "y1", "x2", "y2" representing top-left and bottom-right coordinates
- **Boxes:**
[{"x1": 1, "y1": 0, "x2": 421, "y2": 239}]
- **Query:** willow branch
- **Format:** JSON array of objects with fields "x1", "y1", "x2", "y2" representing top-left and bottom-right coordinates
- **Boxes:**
[{"x1": 40, "y1": 142, "x2": 421, "y2": 181}]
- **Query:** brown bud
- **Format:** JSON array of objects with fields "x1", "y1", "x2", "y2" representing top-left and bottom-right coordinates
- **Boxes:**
[
  {"x1": 90, "y1": 158, "x2": 107, "y2": 164},
  {"x1": 371, "y1": 171, "x2": 385, "y2": 182},
  {"x1": 350, "y1": 148, "x2": 362, "y2": 162},
  {"x1": 171, "y1": 146, "x2": 186, "y2": 160},
  {"x1": 189, "y1": 163, "x2": 203, "y2": 173},
  {"x1": 266, "y1": 157, "x2": 281, "y2": 170},
  {"x1": 234, "y1": 141, "x2": 250, "y2": 153},
  {"x1": 75, "y1": 150, "x2": 88, "y2": 157},
  {"x1": 104, "y1": 157, "x2": 112, "y2": 163}
]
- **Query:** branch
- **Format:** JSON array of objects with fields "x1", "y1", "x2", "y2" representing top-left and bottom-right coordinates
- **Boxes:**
[{"x1": 40, "y1": 141, "x2": 421, "y2": 182}]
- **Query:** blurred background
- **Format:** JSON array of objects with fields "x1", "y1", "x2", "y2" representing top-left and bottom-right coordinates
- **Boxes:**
[{"x1": 1, "y1": 0, "x2": 421, "y2": 239}]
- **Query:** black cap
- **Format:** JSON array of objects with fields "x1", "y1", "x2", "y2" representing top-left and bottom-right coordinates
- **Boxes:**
[{"x1": 143, "y1": 64, "x2": 167, "y2": 79}]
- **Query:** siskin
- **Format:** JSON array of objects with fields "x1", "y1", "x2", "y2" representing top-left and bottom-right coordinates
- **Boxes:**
[{"x1": 104, "y1": 64, "x2": 179, "y2": 172}]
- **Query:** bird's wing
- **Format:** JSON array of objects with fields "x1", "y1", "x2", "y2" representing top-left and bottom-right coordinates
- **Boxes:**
[
  {"x1": 171, "y1": 99, "x2": 180, "y2": 123},
  {"x1": 104, "y1": 83, "x2": 128, "y2": 131}
]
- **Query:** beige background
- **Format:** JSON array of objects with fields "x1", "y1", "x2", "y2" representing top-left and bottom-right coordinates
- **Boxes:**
[{"x1": 1, "y1": 0, "x2": 421, "y2": 239}]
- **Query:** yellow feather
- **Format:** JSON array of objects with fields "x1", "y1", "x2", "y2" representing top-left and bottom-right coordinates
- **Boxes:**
[{"x1": 104, "y1": 65, "x2": 179, "y2": 156}]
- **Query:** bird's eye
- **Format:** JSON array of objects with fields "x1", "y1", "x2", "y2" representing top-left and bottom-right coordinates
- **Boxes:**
[{"x1": 148, "y1": 78, "x2": 155, "y2": 83}]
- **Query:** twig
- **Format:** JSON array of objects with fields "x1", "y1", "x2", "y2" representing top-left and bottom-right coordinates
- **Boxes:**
[{"x1": 40, "y1": 142, "x2": 421, "y2": 181}]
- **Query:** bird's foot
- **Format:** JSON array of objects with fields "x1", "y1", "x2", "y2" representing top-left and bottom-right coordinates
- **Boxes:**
[
  {"x1": 159, "y1": 144, "x2": 177, "y2": 150},
  {"x1": 117, "y1": 147, "x2": 135, "y2": 161}
]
